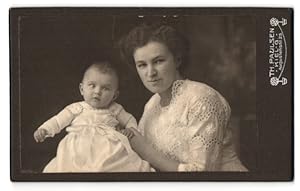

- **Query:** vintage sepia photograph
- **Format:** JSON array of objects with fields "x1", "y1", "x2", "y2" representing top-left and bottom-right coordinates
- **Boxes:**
[{"x1": 10, "y1": 7, "x2": 293, "y2": 181}]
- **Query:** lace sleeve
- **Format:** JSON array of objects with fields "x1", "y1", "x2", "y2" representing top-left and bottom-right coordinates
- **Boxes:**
[{"x1": 178, "y1": 93, "x2": 231, "y2": 171}]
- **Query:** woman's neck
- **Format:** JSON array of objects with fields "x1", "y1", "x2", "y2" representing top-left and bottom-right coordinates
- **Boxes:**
[
  {"x1": 159, "y1": 88, "x2": 172, "y2": 107},
  {"x1": 159, "y1": 74, "x2": 184, "y2": 107}
]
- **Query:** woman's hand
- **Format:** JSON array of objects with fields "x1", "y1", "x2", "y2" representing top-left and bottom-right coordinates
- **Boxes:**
[
  {"x1": 128, "y1": 127, "x2": 179, "y2": 171},
  {"x1": 127, "y1": 128, "x2": 148, "y2": 155}
]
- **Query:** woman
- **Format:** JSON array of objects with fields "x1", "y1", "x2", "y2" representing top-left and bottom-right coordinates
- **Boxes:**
[{"x1": 119, "y1": 23, "x2": 248, "y2": 172}]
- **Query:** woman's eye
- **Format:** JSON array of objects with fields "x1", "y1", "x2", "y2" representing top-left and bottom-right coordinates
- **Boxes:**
[
  {"x1": 154, "y1": 59, "x2": 164, "y2": 64},
  {"x1": 137, "y1": 63, "x2": 146, "y2": 68}
]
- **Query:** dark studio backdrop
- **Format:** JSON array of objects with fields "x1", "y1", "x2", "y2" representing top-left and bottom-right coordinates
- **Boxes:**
[{"x1": 16, "y1": 9, "x2": 256, "y2": 173}]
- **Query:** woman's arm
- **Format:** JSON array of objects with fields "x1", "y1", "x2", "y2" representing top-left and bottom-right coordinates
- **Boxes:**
[
  {"x1": 129, "y1": 128, "x2": 179, "y2": 171},
  {"x1": 130, "y1": 91, "x2": 229, "y2": 171}
]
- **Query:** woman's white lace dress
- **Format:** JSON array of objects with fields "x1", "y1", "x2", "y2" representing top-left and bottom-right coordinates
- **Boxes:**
[
  {"x1": 138, "y1": 79, "x2": 248, "y2": 171},
  {"x1": 39, "y1": 101, "x2": 151, "y2": 172}
]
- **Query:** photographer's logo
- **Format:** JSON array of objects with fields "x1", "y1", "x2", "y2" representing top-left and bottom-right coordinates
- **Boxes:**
[{"x1": 268, "y1": 17, "x2": 288, "y2": 86}]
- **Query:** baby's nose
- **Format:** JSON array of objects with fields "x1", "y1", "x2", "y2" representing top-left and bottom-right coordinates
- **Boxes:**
[{"x1": 94, "y1": 87, "x2": 101, "y2": 94}]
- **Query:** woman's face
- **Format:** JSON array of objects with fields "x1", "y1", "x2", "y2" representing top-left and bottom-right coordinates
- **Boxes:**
[{"x1": 133, "y1": 41, "x2": 180, "y2": 94}]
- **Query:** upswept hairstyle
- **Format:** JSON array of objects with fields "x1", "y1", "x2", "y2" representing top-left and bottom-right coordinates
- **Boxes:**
[{"x1": 119, "y1": 23, "x2": 189, "y2": 73}]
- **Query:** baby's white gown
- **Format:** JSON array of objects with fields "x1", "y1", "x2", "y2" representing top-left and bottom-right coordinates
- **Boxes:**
[{"x1": 40, "y1": 101, "x2": 151, "y2": 172}]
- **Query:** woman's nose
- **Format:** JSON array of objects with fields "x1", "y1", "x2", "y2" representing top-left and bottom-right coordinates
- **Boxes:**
[{"x1": 147, "y1": 65, "x2": 157, "y2": 77}]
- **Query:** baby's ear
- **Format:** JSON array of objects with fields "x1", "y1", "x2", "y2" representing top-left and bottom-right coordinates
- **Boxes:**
[
  {"x1": 79, "y1": 83, "x2": 84, "y2": 95},
  {"x1": 112, "y1": 90, "x2": 119, "y2": 101}
]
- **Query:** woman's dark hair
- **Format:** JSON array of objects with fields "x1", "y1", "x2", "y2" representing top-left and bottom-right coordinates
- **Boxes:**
[{"x1": 119, "y1": 23, "x2": 189, "y2": 74}]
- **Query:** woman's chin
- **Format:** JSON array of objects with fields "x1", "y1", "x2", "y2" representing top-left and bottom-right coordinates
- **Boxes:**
[
  {"x1": 145, "y1": 82, "x2": 172, "y2": 95},
  {"x1": 146, "y1": 86, "x2": 165, "y2": 94}
]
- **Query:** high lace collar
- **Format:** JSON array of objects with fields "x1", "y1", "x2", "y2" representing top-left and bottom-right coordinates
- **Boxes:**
[
  {"x1": 171, "y1": 79, "x2": 186, "y2": 99},
  {"x1": 158, "y1": 79, "x2": 187, "y2": 111}
]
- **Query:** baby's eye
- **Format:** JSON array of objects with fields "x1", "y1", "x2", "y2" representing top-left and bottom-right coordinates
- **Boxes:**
[
  {"x1": 102, "y1": 86, "x2": 111, "y2": 91},
  {"x1": 88, "y1": 83, "x2": 95, "y2": 88}
]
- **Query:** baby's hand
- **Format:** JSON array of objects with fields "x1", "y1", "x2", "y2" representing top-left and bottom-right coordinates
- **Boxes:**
[
  {"x1": 120, "y1": 128, "x2": 135, "y2": 140},
  {"x1": 33, "y1": 129, "x2": 49, "y2": 142}
]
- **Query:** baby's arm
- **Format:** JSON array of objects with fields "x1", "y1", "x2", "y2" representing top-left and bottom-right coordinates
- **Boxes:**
[
  {"x1": 119, "y1": 128, "x2": 135, "y2": 140},
  {"x1": 115, "y1": 105, "x2": 137, "y2": 140},
  {"x1": 34, "y1": 128, "x2": 48, "y2": 142},
  {"x1": 33, "y1": 103, "x2": 80, "y2": 142},
  {"x1": 118, "y1": 116, "x2": 136, "y2": 139},
  {"x1": 125, "y1": 116, "x2": 138, "y2": 129},
  {"x1": 33, "y1": 115, "x2": 62, "y2": 142}
]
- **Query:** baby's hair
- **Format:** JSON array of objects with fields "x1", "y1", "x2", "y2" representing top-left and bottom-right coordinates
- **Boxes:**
[{"x1": 82, "y1": 61, "x2": 119, "y2": 87}]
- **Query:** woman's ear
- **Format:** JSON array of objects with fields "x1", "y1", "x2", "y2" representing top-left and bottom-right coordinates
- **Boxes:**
[
  {"x1": 79, "y1": 83, "x2": 84, "y2": 96},
  {"x1": 112, "y1": 90, "x2": 119, "y2": 101},
  {"x1": 176, "y1": 56, "x2": 182, "y2": 69}
]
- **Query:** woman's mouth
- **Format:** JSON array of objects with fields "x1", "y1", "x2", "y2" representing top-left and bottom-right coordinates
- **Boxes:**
[
  {"x1": 148, "y1": 79, "x2": 161, "y2": 86},
  {"x1": 148, "y1": 79, "x2": 160, "y2": 83}
]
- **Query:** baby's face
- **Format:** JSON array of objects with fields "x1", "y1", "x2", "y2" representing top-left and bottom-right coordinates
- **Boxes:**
[{"x1": 80, "y1": 68, "x2": 118, "y2": 109}]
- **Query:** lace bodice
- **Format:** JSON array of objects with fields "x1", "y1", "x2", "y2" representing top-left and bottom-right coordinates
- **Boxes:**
[{"x1": 138, "y1": 80, "x2": 246, "y2": 171}]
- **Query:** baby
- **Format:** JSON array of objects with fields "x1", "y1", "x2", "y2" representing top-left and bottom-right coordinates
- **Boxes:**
[{"x1": 33, "y1": 61, "x2": 151, "y2": 172}]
